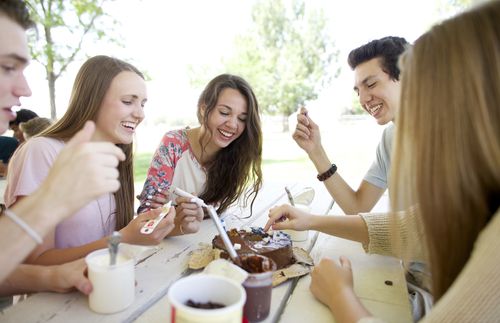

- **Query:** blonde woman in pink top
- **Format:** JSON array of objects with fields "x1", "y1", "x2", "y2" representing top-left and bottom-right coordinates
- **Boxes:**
[{"x1": 5, "y1": 55, "x2": 187, "y2": 266}]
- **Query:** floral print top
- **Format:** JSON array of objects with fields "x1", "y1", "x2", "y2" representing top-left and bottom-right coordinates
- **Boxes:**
[{"x1": 137, "y1": 128, "x2": 206, "y2": 214}]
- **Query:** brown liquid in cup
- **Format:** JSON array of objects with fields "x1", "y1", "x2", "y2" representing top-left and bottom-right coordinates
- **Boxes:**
[
  {"x1": 243, "y1": 282, "x2": 272, "y2": 322},
  {"x1": 240, "y1": 254, "x2": 276, "y2": 322}
]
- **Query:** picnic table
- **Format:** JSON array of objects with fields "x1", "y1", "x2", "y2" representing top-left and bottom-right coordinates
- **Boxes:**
[{"x1": 0, "y1": 181, "x2": 411, "y2": 323}]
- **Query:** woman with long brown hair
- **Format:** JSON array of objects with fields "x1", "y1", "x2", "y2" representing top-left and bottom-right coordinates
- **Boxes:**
[
  {"x1": 5, "y1": 55, "x2": 178, "y2": 265},
  {"x1": 138, "y1": 74, "x2": 262, "y2": 232}
]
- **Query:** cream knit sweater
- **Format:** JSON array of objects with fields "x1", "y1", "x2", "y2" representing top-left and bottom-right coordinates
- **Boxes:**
[{"x1": 359, "y1": 209, "x2": 500, "y2": 322}]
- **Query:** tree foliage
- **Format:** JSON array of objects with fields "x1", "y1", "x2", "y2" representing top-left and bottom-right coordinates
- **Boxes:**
[
  {"x1": 223, "y1": 0, "x2": 339, "y2": 131},
  {"x1": 343, "y1": 92, "x2": 365, "y2": 116},
  {"x1": 26, "y1": 0, "x2": 119, "y2": 118},
  {"x1": 436, "y1": 0, "x2": 475, "y2": 15}
]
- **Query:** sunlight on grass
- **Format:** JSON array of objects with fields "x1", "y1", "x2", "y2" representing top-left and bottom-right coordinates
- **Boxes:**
[
  {"x1": 133, "y1": 117, "x2": 383, "y2": 188},
  {"x1": 133, "y1": 151, "x2": 314, "y2": 185},
  {"x1": 261, "y1": 156, "x2": 314, "y2": 182}
]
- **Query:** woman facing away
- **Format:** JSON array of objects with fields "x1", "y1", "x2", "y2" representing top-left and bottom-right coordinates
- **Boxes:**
[
  {"x1": 137, "y1": 74, "x2": 263, "y2": 233},
  {"x1": 4, "y1": 55, "x2": 187, "y2": 266},
  {"x1": 384, "y1": 2, "x2": 500, "y2": 320},
  {"x1": 266, "y1": 1, "x2": 500, "y2": 322}
]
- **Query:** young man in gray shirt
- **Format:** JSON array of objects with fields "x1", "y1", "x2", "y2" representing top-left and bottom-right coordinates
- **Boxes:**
[{"x1": 294, "y1": 36, "x2": 407, "y2": 214}]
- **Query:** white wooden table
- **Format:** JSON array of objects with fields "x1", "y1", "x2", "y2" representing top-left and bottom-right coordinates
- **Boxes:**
[
  {"x1": 0, "y1": 181, "x2": 411, "y2": 323},
  {"x1": 279, "y1": 232, "x2": 412, "y2": 323}
]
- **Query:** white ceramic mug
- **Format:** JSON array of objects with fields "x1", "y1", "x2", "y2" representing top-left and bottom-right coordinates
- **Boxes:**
[
  {"x1": 283, "y1": 203, "x2": 310, "y2": 242},
  {"x1": 85, "y1": 248, "x2": 135, "y2": 314},
  {"x1": 168, "y1": 274, "x2": 246, "y2": 323}
]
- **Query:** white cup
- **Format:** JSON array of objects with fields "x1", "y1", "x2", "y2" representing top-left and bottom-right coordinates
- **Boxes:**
[
  {"x1": 168, "y1": 274, "x2": 246, "y2": 323},
  {"x1": 85, "y1": 248, "x2": 135, "y2": 314},
  {"x1": 283, "y1": 204, "x2": 310, "y2": 242}
]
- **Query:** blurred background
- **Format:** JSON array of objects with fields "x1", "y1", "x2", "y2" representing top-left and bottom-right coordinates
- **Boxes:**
[{"x1": 10, "y1": 0, "x2": 480, "y2": 191}]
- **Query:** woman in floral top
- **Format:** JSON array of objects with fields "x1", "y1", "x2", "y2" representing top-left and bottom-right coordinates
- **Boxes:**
[{"x1": 138, "y1": 74, "x2": 263, "y2": 235}]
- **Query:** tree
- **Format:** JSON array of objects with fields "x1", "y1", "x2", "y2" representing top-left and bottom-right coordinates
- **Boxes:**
[
  {"x1": 342, "y1": 92, "x2": 365, "y2": 116},
  {"x1": 436, "y1": 0, "x2": 474, "y2": 16},
  {"x1": 26, "y1": 0, "x2": 119, "y2": 118},
  {"x1": 223, "y1": 0, "x2": 339, "y2": 132}
]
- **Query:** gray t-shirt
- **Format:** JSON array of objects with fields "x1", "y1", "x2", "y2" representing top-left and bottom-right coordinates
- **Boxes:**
[{"x1": 363, "y1": 124, "x2": 394, "y2": 189}]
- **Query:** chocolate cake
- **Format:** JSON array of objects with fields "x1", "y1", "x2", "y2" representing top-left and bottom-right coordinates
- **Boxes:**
[{"x1": 212, "y1": 227, "x2": 295, "y2": 269}]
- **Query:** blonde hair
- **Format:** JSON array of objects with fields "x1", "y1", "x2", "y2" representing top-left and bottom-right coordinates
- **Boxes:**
[
  {"x1": 19, "y1": 117, "x2": 53, "y2": 139},
  {"x1": 391, "y1": 0, "x2": 500, "y2": 300},
  {"x1": 41, "y1": 55, "x2": 144, "y2": 230}
]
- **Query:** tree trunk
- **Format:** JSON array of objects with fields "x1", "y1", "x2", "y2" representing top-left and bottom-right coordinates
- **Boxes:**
[
  {"x1": 45, "y1": 19, "x2": 57, "y2": 119},
  {"x1": 48, "y1": 71, "x2": 56, "y2": 119},
  {"x1": 282, "y1": 114, "x2": 289, "y2": 132}
]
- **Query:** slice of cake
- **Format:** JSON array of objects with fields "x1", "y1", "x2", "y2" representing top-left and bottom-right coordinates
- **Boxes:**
[{"x1": 212, "y1": 227, "x2": 295, "y2": 269}]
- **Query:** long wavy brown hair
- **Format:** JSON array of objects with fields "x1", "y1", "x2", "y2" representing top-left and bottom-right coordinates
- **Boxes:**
[
  {"x1": 196, "y1": 74, "x2": 263, "y2": 215},
  {"x1": 392, "y1": 0, "x2": 500, "y2": 300},
  {"x1": 40, "y1": 55, "x2": 144, "y2": 230}
]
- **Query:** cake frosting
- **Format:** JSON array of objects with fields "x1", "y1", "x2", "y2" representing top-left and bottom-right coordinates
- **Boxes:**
[{"x1": 212, "y1": 227, "x2": 295, "y2": 269}]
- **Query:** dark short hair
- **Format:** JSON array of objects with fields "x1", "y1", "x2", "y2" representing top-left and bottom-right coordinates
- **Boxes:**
[
  {"x1": 9, "y1": 109, "x2": 38, "y2": 126},
  {"x1": 348, "y1": 36, "x2": 409, "y2": 81},
  {"x1": 0, "y1": 0, "x2": 35, "y2": 29}
]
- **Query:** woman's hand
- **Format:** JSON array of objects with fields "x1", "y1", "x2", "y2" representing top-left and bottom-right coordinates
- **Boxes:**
[
  {"x1": 263, "y1": 204, "x2": 312, "y2": 232},
  {"x1": 1, "y1": 260, "x2": 93, "y2": 296},
  {"x1": 310, "y1": 256, "x2": 354, "y2": 310},
  {"x1": 50, "y1": 259, "x2": 92, "y2": 295},
  {"x1": 173, "y1": 196, "x2": 204, "y2": 235},
  {"x1": 141, "y1": 189, "x2": 169, "y2": 210},
  {"x1": 310, "y1": 257, "x2": 372, "y2": 322},
  {"x1": 120, "y1": 207, "x2": 176, "y2": 245}
]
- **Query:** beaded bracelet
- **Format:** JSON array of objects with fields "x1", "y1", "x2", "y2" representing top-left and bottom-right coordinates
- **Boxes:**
[
  {"x1": 3, "y1": 209, "x2": 43, "y2": 244},
  {"x1": 317, "y1": 164, "x2": 337, "y2": 181}
]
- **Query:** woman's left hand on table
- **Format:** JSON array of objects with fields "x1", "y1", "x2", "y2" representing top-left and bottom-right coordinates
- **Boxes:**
[{"x1": 310, "y1": 256, "x2": 354, "y2": 309}]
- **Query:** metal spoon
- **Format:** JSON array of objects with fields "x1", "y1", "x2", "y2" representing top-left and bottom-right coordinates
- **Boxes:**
[
  {"x1": 285, "y1": 186, "x2": 295, "y2": 206},
  {"x1": 107, "y1": 231, "x2": 121, "y2": 266}
]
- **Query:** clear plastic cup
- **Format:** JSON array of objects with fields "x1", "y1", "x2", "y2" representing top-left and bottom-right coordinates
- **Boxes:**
[
  {"x1": 241, "y1": 255, "x2": 277, "y2": 322},
  {"x1": 283, "y1": 204, "x2": 310, "y2": 242}
]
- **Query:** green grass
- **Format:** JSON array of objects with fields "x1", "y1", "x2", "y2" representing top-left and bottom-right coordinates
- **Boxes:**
[
  {"x1": 262, "y1": 156, "x2": 309, "y2": 165},
  {"x1": 134, "y1": 152, "x2": 154, "y2": 184},
  {"x1": 133, "y1": 152, "x2": 313, "y2": 185},
  {"x1": 262, "y1": 157, "x2": 314, "y2": 181}
]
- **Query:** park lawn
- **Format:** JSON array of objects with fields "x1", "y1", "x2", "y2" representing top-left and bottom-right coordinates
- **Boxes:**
[
  {"x1": 134, "y1": 152, "x2": 154, "y2": 184},
  {"x1": 133, "y1": 152, "x2": 313, "y2": 185}
]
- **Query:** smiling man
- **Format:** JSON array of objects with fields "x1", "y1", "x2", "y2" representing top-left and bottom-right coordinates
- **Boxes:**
[
  {"x1": 292, "y1": 37, "x2": 433, "y2": 320},
  {"x1": 293, "y1": 36, "x2": 408, "y2": 214},
  {"x1": 0, "y1": 0, "x2": 128, "y2": 300}
]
